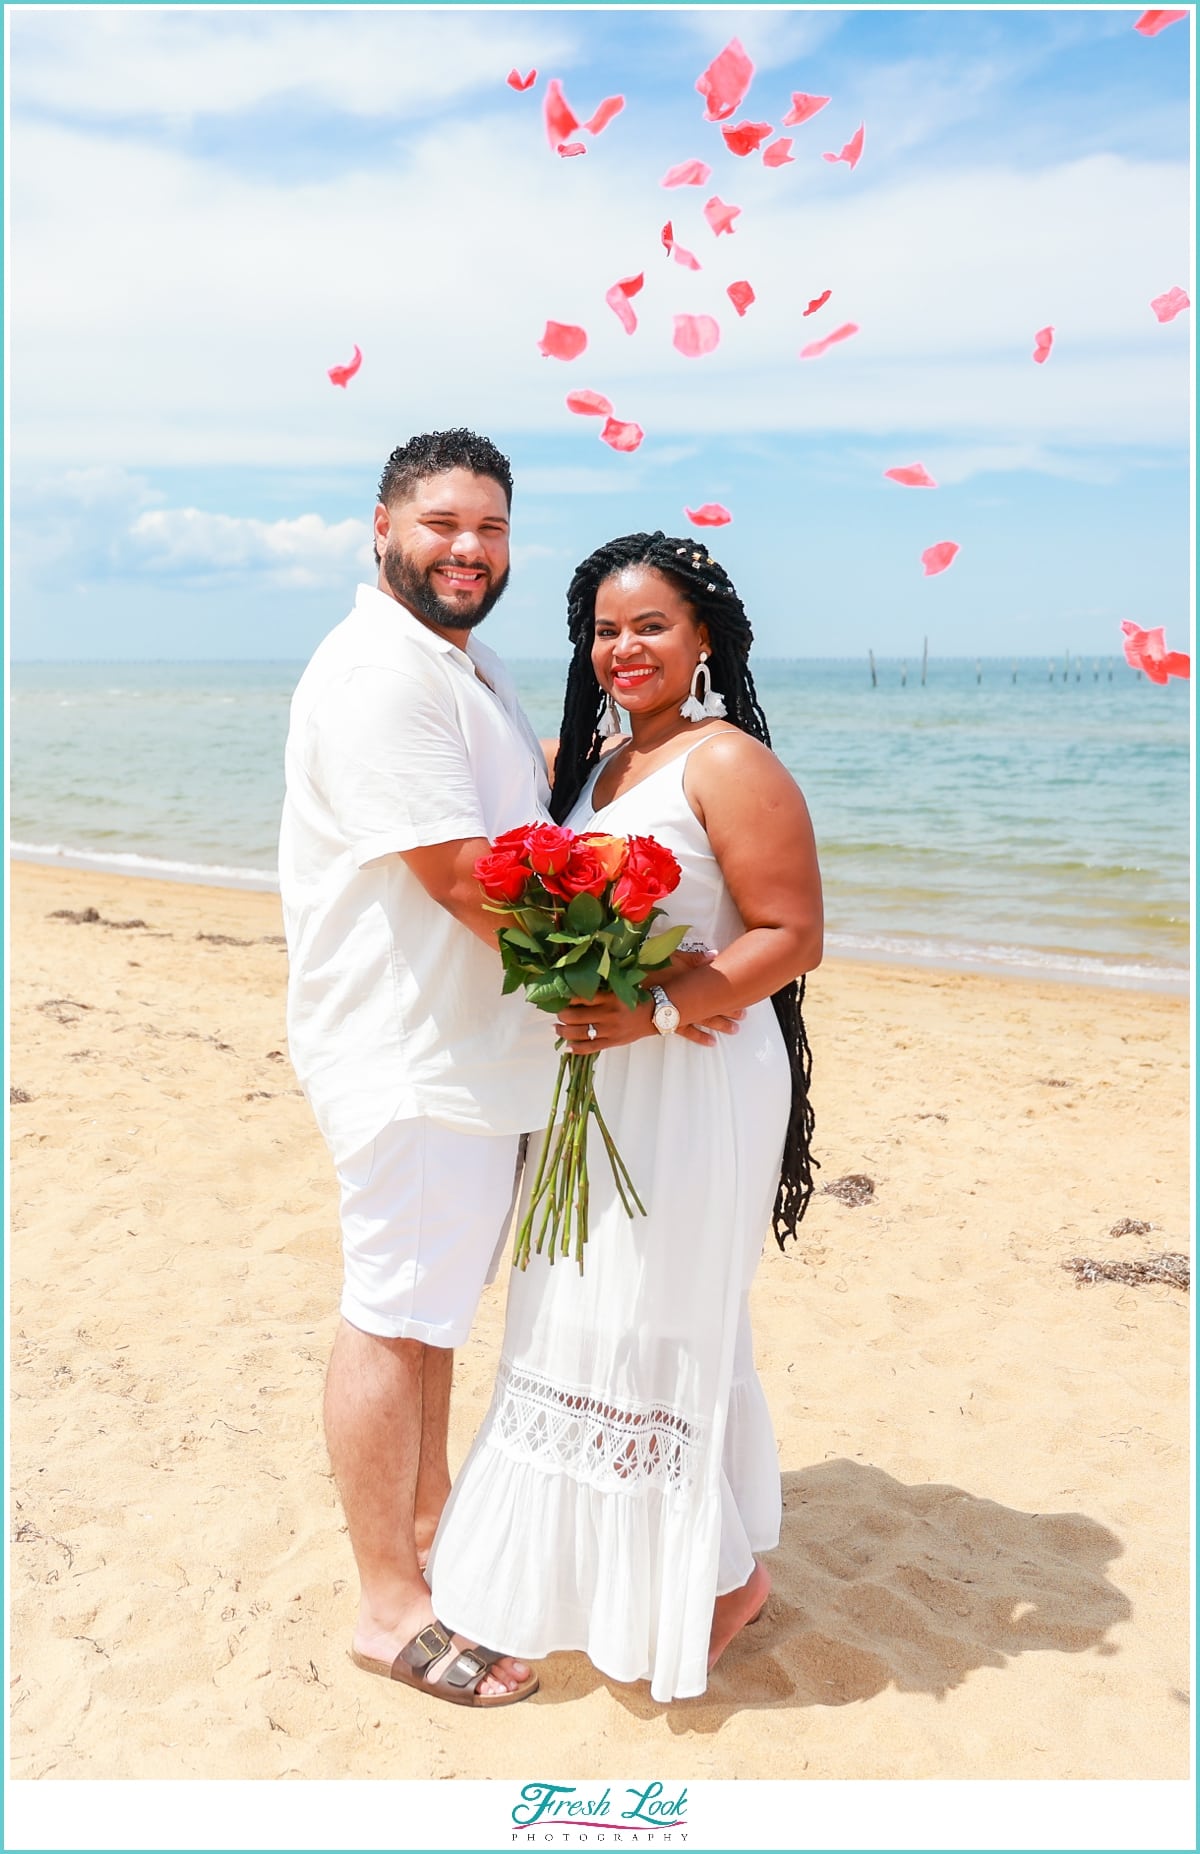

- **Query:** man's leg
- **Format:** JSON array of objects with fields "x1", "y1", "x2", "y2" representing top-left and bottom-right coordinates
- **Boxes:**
[
  {"x1": 324, "y1": 1319, "x2": 527, "y2": 1696},
  {"x1": 414, "y1": 1343, "x2": 452, "y2": 1568}
]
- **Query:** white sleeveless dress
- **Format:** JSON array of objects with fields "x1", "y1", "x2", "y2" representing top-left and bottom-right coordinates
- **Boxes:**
[{"x1": 428, "y1": 737, "x2": 790, "y2": 1700}]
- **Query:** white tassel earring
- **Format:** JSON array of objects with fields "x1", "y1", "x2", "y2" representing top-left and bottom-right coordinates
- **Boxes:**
[
  {"x1": 680, "y1": 650, "x2": 727, "y2": 723},
  {"x1": 598, "y1": 691, "x2": 623, "y2": 738}
]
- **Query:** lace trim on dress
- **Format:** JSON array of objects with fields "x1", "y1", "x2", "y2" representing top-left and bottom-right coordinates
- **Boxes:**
[{"x1": 487, "y1": 1361, "x2": 704, "y2": 1494}]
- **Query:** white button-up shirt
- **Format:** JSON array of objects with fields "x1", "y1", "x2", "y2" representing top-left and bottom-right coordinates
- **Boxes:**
[{"x1": 279, "y1": 583, "x2": 558, "y2": 1164}]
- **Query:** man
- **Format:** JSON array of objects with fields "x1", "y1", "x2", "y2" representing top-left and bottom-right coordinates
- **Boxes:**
[{"x1": 279, "y1": 429, "x2": 555, "y2": 1707}]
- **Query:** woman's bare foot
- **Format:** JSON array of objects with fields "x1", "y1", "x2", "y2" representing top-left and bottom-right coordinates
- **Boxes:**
[{"x1": 708, "y1": 1561, "x2": 771, "y2": 1672}]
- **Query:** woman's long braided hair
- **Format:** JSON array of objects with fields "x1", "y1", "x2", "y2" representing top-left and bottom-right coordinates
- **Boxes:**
[{"x1": 550, "y1": 531, "x2": 818, "y2": 1247}]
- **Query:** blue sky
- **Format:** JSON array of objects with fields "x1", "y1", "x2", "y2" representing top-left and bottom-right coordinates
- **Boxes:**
[{"x1": 7, "y1": 3, "x2": 1193, "y2": 662}]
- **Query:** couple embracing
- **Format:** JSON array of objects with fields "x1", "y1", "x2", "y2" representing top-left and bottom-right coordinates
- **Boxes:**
[{"x1": 278, "y1": 427, "x2": 823, "y2": 1710}]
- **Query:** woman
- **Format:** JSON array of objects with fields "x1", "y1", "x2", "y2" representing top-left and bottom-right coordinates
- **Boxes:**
[{"x1": 428, "y1": 531, "x2": 822, "y2": 1702}]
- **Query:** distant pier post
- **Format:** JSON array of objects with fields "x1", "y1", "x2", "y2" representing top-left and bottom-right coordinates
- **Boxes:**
[
  {"x1": 868, "y1": 649, "x2": 877, "y2": 688},
  {"x1": 1063, "y1": 650, "x2": 1069, "y2": 684},
  {"x1": 1011, "y1": 659, "x2": 1018, "y2": 684},
  {"x1": 921, "y1": 635, "x2": 928, "y2": 687},
  {"x1": 901, "y1": 659, "x2": 907, "y2": 686},
  {"x1": 976, "y1": 658, "x2": 982, "y2": 685},
  {"x1": 1049, "y1": 660, "x2": 1055, "y2": 681}
]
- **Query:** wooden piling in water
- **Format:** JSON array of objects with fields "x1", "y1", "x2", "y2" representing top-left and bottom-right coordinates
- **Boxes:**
[
  {"x1": 921, "y1": 636, "x2": 928, "y2": 687},
  {"x1": 868, "y1": 649, "x2": 877, "y2": 688}
]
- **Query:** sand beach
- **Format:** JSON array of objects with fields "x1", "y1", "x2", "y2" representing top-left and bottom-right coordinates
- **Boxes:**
[{"x1": 7, "y1": 858, "x2": 1192, "y2": 1793}]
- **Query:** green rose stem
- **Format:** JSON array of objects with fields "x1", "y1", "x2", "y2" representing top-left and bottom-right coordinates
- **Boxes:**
[{"x1": 515, "y1": 1051, "x2": 649, "y2": 1274}]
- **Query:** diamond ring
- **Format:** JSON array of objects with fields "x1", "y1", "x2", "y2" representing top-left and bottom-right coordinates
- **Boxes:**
[{"x1": 587, "y1": 1023, "x2": 598, "y2": 1041}]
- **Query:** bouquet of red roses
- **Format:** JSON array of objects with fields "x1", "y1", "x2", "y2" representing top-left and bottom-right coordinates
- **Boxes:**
[{"x1": 474, "y1": 822, "x2": 688, "y2": 1271}]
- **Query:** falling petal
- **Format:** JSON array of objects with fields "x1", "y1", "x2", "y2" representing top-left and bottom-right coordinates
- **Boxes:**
[
  {"x1": 921, "y1": 541, "x2": 960, "y2": 577},
  {"x1": 538, "y1": 321, "x2": 588, "y2": 361},
  {"x1": 1121, "y1": 620, "x2": 1191, "y2": 681},
  {"x1": 584, "y1": 95, "x2": 624, "y2": 134},
  {"x1": 782, "y1": 92, "x2": 831, "y2": 126},
  {"x1": 703, "y1": 196, "x2": 741, "y2": 236},
  {"x1": 600, "y1": 417, "x2": 644, "y2": 453},
  {"x1": 673, "y1": 314, "x2": 721, "y2": 358},
  {"x1": 721, "y1": 120, "x2": 774, "y2": 156},
  {"x1": 727, "y1": 280, "x2": 755, "y2": 317},
  {"x1": 661, "y1": 223, "x2": 701, "y2": 270},
  {"x1": 695, "y1": 37, "x2": 755, "y2": 122},
  {"x1": 802, "y1": 289, "x2": 831, "y2": 316},
  {"x1": 506, "y1": 69, "x2": 537, "y2": 91},
  {"x1": 884, "y1": 463, "x2": 938, "y2": 488},
  {"x1": 543, "y1": 77, "x2": 580, "y2": 149},
  {"x1": 798, "y1": 321, "x2": 859, "y2": 359},
  {"x1": 762, "y1": 137, "x2": 795, "y2": 167},
  {"x1": 557, "y1": 142, "x2": 587, "y2": 157},
  {"x1": 605, "y1": 273, "x2": 644, "y2": 335},
  {"x1": 566, "y1": 390, "x2": 614, "y2": 417},
  {"x1": 1150, "y1": 286, "x2": 1190, "y2": 323},
  {"x1": 684, "y1": 503, "x2": 732, "y2": 526},
  {"x1": 662, "y1": 158, "x2": 712, "y2": 187},
  {"x1": 327, "y1": 344, "x2": 362, "y2": 388},
  {"x1": 823, "y1": 123, "x2": 865, "y2": 169},
  {"x1": 1033, "y1": 326, "x2": 1054, "y2": 364},
  {"x1": 1133, "y1": 9, "x2": 1189, "y2": 33}
]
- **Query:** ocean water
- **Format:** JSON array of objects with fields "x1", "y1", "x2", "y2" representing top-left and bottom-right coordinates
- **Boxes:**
[{"x1": 9, "y1": 658, "x2": 1191, "y2": 991}]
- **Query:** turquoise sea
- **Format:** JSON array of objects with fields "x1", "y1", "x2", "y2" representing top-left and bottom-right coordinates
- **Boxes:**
[{"x1": 8, "y1": 658, "x2": 1192, "y2": 992}]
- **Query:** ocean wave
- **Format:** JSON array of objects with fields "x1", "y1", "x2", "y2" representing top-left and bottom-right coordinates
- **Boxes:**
[
  {"x1": 10, "y1": 841, "x2": 279, "y2": 892},
  {"x1": 825, "y1": 929, "x2": 1189, "y2": 992}
]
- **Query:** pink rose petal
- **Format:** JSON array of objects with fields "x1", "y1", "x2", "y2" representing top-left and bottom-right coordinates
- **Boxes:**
[
  {"x1": 543, "y1": 78, "x2": 579, "y2": 150},
  {"x1": 1150, "y1": 286, "x2": 1190, "y2": 323},
  {"x1": 566, "y1": 390, "x2": 614, "y2": 417},
  {"x1": 884, "y1": 463, "x2": 938, "y2": 488},
  {"x1": 695, "y1": 37, "x2": 754, "y2": 123},
  {"x1": 600, "y1": 417, "x2": 644, "y2": 453},
  {"x1": 673, "y1": 314, "x2": 721, "y2": 358},
  {"x1": 1121, "y1": 620, "x2": 1191, "y2": 681},
  {"x1": 584, "y1": 95, "x2": 624, "y2": 135},
  {"x1": 662, "y1": 158, "x2": 712, "y2": 187},
  {"x1": 782, "y1": 93, "x2": 831, "y2": 126},
  {"x1": 557, "y1": 142, "x2": 586, "y2": 158},
  {"x1": 538, "y1": 321, "x2": 588, "y2": 361},
  {"x1": 1133, "y1": 9, "x2": 1189, "y2": 34},
  {"x1": 1033, "y1": 325, "x2": 1054, "y2": 364},
  {"x1": 506, "y1": 69, "x2": 537, "y2": 92},
  {"x1": 762, "y1": 137, "x2": 795, "y2": 168},
  {"x1": 921, "y1": 541, "x2": 960, "y2": 577},
  {"x1": 798, "y1": 321, "x2": 859, "y2": 359},
  {"x1": 684, "y1": 503, "x2": 732, "y2": 526},
  {"x1": 721, "y1": 120, "x2": 773, "y2": 156},
  {"x1": 823, "y1": 123, "x2": 865, "y2": 170},
  {"x1": 327, "y1": 344, "x2": 362, "y2": 388},
  {"x1": 661, "y1": 223, "x2": 701, "y2": 270},
  {"x1": 803, "y1": 289, "x2": 831, "y2": 316},
  {"x1": 605, "y1": 274, "x2": 644, "y2": 336},
  {"x1": 727, "y1": 280, "x2": 755, "y2": 317},
  {"x1": 703, "y1": 195, "x2": 741, "y2": 237}
]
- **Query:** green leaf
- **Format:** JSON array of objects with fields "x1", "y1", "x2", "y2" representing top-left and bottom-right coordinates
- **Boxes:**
[
  {"x1": 597, "y1": 945, "x2": 611, "y2": 980},
  {"x1": 639, "y1": 923, "x2": 690, "y2": 968},
  {"x1": 563, "y1": 953, "x2": 603, "y2": 1002},
  {"x1": 606, "y1": 963, "x2": 642, "y2": 1010},
  {"x1": 553, "y1": 939, "x2": 593, "y2": 968},
  {"x1": 526, "y1": 973, "x2": 573, "y2": 1009},
  {"x1": 500, "y1": 967, "x2": 525, "y2": 996},
  {"x1": 501, "y1": 926, "x2": 545, "y2": 956},
  {"x1": 516, "y1": 907, "x2": 555, "y2": 937},
  {"x1": 564, "y1": 891, "x2": 604, "y2": 936}
]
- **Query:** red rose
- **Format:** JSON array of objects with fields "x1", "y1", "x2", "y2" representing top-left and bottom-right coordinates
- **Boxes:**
[
  {"x1": 474, "y1": 847, "x2": 531, "y2": 905},
  {"x1": 492, "y1": 823, "x2": 537, "y2": 856},
  {"x1": 611, "y1": 834, "x2": 682, "y2": 923},
  {"x1": 541, "y1": 842, "x2": 609, "y2": 901},
  {"x1": 526, "y1": 823, "x2": 577, "y2": 877}
]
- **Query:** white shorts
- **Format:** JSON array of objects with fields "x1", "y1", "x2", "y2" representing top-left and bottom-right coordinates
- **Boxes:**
[{"x1": 335, "y1": 1118, "x2": 525, "y2": 1345}]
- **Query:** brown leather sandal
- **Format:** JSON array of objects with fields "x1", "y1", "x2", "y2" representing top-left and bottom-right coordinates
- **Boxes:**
[{"x1": 349, "y1": 1620, "x2": 539, "y2": 1708}]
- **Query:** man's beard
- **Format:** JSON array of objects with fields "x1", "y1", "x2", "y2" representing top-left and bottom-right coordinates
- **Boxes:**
[{"x1": 381, "y1": 543, "x2": 510, "y2": 632}]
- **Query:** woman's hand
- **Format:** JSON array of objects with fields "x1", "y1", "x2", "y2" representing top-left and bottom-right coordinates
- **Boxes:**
[{"x1": 554, "y1": 952, "x2": 745, "y2": 1052}]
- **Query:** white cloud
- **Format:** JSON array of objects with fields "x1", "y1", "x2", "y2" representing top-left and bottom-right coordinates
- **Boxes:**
[
  {"x1": 674, "y1": 9, "x2": 849, "y2": 76},
  {"x1": 125, "y1": 507, "x2": 372, "y2": 586},
  {"x1": 8, "y1": 72, "x2": 1190, "y2": 470},
  {"x1": 9, "y1": 9, "x2": 575, "y2": 122}
]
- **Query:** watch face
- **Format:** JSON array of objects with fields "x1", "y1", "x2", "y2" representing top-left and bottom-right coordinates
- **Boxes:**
[{"x1": 654, "y1": 1000, "x2": 680, "y2": 1033}]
